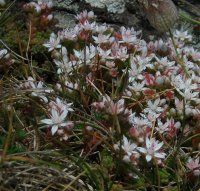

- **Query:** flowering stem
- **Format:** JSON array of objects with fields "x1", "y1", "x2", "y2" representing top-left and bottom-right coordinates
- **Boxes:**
[
  {"x1": 150, "y1": 120, "x2": 156, "y2": 139},
  {"x1": 113, "y1": 114, "x2": 121, "y2": 135},
  {"x1": 154, "y1": 158, "x2": 161, "y2": 191},
  {"x1": 182, "y1": 133, "x2": 200, "y2": 144},
  {"x1": 169, "y1": 29, "x2": 189, "y2": 78},
  {"x1": 177, "y1": 98, "x2": 186, "y2": 148},
  {"x1": 114, "y1": 57, "x2": 130, "y2": 97},
  {"x1": 179, "y1": 12, "x2": 200, "y2": 25},
  {"x1": 1, "y1": 106, "x2": 13, "y2": 163}
]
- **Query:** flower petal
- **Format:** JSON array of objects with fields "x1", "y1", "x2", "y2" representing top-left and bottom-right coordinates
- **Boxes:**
[
  {"x1": 146, "y1": 154, "x2": 152, "y2": 162},
  {"x1": 51, "y1": 125, "x2": 58, "y2": 135}
]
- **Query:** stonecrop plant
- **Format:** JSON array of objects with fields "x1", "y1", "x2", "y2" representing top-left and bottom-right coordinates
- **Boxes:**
[{"x1": 0, "y1": 0, "x2": 200, "y2": 190}]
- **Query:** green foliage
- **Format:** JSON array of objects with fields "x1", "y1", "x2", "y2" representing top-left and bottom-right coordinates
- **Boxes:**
[
  {"x1": 101, "y1": 149, "x2": 113, "y2": 170},
  {"x1": 30, "y1": 31, "x2": 51, "y2": 55},
  {"x1": 15, "y1": 128, "x2": 26, "y2": 141}
]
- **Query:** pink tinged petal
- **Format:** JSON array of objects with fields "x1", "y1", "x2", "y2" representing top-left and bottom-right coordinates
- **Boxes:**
[
  {"x1": 146, "y1": 137, "x2": 151, "y2": 147},
  {"x1": 40, "y1": 96, "x2": 48, "y2": 103},
  {"x1": 154, "y1": 152, "x2": 166, "y2": 159},
  {"x1": 37, "y1": 81, "x2": 43, "y2": 89},
  {"x1": 51, "y1": 108, "x2": 59, "y2": 119},
  {"x1": 92, "y1": 36, "x2": 98, "y2": 42},
  {"x1": 60, "y1": 122, "x2": 69, "y2": 127},
  {"x1": 29, "y1": 81, "x2": 36, "y2": 88},
  {"x1": 31, "y1": 92, "x2": 37, "y2": 97},
  {"x1": 43, "y1": 43, "x2": 51, "y2": 48},
  {"x1": 123, "y1": 155, "x2": 130, "y2": 162},
  {"x1": 66, "y1": 121, "x2": 74, "y2": 129},
  {"x1": 27, "y1": 77, "x2": 34, "y2": 81},
  {"x1": 146, "y1": 154, "x2": 152, "y2": 162},
  {"x1": 117, "y1": 99, "x2": 124, "y2": 107},
  {"x1": 154, "y1": 142, "x2": 164, "y2": 151},
  {"x1": 41, "y1": 119, "x2": 53, "y2": 125},
  {"x1": 123, "y1": 136, "x2": 128, "y2": 146},
  {"x1": 51, "y1": 125, "x2": 58, "y2": 135},
  {"x1": 57, "y1": 44, "x2": 62, "y2": 49},
  {"x1": 137, "y1": 147, "x2": 147, "y2": 154},
  {"x1": 114, "y1": 144, "x2": 119, "y2": 150},
  {"x1": 60, "y1": 109, "x2": 68, "y2": 119},
  {"x1": 48, "y1": 47, "x2": 54, "y2": 52},
  {"x1": 154, "y1": 98, "x2": 160, "y2": 106}
]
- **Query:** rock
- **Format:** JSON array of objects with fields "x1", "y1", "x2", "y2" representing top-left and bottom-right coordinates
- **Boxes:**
[
  {"x1": 52, "y1": 0, "x2": 200, "y2": 37},
  {"x1": 53, "y1": 0, "x2": 142, "y2": 29},
  {"x1": 85, "y1": 0, "x2": 126, "y2": 14},
  {"x1": 54, "y1": 11, "x2": 77, "y2": 29}
]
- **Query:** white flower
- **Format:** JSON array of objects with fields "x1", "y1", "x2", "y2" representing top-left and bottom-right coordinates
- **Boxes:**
[
  {"x1": 171, "y1": 74, "x2": 198, "y2": 100},
  {"x1": 46, "y1": 0, "x2": 53, "y2": 8},
  {"x1": 41, "y1": 98, "x2": 73, "y2": 135},
  {"x1": 22, "y1": 77, "x2": 52, "y2": 103},
  {"x1": 122, "y1": 136, "x2": 138, "y2": 155},
  {"x1": 156, "y1": 119, "x2": 169, "y2": 134},
  {"x1": 53, "y1": 47, "x2": 76, "y2": 74},
  {"x1": 128, "y1": 81, "x2": 147, "y2": 92},
  {"x1": 92, "y1": 33, "x2": 113, "y2": 44},
  {"x1": 182, "y1": 47, "x2": 200, "y2": 62},
  {"x1": 80, "y1": 20, "x2": 96, "y2": 31},
  {"x1": 92, "y1": 95, "x2": 130, "y2": 116},
  {"x1": 58, "y1": 26, "x2": 79, "y2": 41},
  {"x1": 115, "y1": 46, "x2": 129, "y2": 61},
  {"x1": 183, "y1": 89, "x2": 199, "y2": 100},
  {"x1": 34, "y1": 4, "x2": 41, "y2": 13},
  {"x1": 114, "y1": 135, "x2": 138, "y2": 162},
  {"x1": 41, "y1": 108, "x2": 68, "y2": 135},
  {"x1": 144, "y1": 98, "x2": 164, "y2": 115},
  {"x1": 174, "y1": 30, "x2": 192, "y2": 41},
  {"x1": 75, "y1": 10, "x2": 95, "y2": 22},
  {"x1": 156, "y1": 118, "x2": 180, "y2": 135},
  {"x1": 155, "y1": 56, "x2": 175, "y2": 69},
  {"x1": 37, "y1": 0, "x2": 53, "y2": 8},
  {"x1": 102, "y1": 95, "x2": 125, "y2": 114},
  {"x1": 138, "y1": 137, "x2": 166, "y2": 162},
  {"x1": 64, "y1": 81, "x2": 78, "y2": 93},
  {"x1": 43, "y1": 33, "x2": 61, "y2": 52},
  {"x1": 128, "y1": 55, "x2": 152, "y2": 82},
  {"x1": 120, "y1": 26, "x2": 139, "y2": 44},
  {"x1": 74, "y1": 44, "x2": 96, "y2": 65},
  {"x1": 97, "y1": 46, "x2": 111, "y2": 58},
  {"x1": 186, "y1": 158, "x2": 200, "y2": 176},
  {"x1": 47, "y1": 14, "x2": 53, "y2": 21},
  {"x1": 0, "y1": 49, "x2": 8, "y2": 59},
  {"x1": 50, "y1": 97, "x2": 74, "y2": 113},
  {"x1": 102, "y1": 95, "x2": 128, "y2": 115},
  {"x1": 154, "y1": 39, "x2": 168, "y2": 52},
  {"x1": 93, "y1": 23, "x2": 108, "y2": 33},
  {"x1": 129, "y1": 113, "x2": 152, "y2": 128}
]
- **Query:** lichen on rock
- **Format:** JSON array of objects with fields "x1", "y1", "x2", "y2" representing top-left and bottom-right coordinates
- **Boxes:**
[{"x1": 85, "y1": 0, "x2": 126, "y2": 14}]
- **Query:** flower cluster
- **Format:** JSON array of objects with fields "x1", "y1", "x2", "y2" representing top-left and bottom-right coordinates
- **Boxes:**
[
  {"x1": 186, "y1": 157, "x2": 200, "y2": 176},
  {"x1": 23, "y1": 0, "x2": 54, "y2": 39},
  {"x1": 41, "y1": 98, "x2": 74, "y2": 137},
  {"x1": 92, "y1": 94, "x2": 130, "y2": 116},
  {"x1": 21, "y1": 76, "x2": 52, "y2": 103},
  {"x1": 1, "y1": 1, "x2": 200, "y2": 189},
  {"x1": 42, "y1": 10, "x2": 200, "y2": 180}
]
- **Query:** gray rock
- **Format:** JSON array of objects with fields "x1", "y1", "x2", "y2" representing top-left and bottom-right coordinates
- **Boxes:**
[
  {"x1": 52, "y1": 0, "x2": 200, "y2": 37},
  {"x1": 54, "y1": 11, "x2": 76, "y2": 29},
  {"x1": 85, "y1": 0, "x2": 126, "y2": 14}
]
